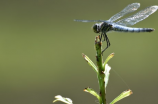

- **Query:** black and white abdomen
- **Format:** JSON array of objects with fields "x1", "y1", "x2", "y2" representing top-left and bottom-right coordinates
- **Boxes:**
[{"x1": 112, "y1": 25, "x2": 154, "y2": 32}]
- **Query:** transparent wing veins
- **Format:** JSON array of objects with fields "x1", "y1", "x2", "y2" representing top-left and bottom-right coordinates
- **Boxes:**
[
  {"x1": 108, "y1": 3, "x2": 140, "y2": 22},
  {"x1": 74, "y1": 19, "x2": 105, "y2": 22},
  {"x1": 116, "y1": 6, "x2": 158, "y2": 26}
]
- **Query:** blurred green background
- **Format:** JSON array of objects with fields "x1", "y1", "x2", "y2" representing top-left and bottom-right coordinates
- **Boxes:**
[{"x1": 0, "y1": 0, "x2": 158, "y2": 104}]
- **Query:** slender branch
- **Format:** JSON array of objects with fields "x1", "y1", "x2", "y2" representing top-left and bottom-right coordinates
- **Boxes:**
[{"x1": 95, "y1": 35, "x2": 106, "y2": 104}]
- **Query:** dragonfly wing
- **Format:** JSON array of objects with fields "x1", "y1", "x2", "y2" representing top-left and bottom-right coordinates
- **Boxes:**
[
  {"x1": 116, "y1": 6, "x2": 158, "y2": 26},
  {"x1": 74, "y1": 19, "x2": 105, "y2": 22},
  {"x1": 108, "y1": 3, "x2": 140, "y2": 22}
]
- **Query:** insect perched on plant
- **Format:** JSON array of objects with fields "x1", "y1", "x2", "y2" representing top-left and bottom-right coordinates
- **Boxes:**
[{"x1": 74, "y1": 3, "x2": 158, "y2": 53}]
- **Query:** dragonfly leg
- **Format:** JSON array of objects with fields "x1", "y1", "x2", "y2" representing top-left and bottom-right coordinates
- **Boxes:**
[
  {"x1": 102, "y1": 33, "x2": 106, "y2": 42},
  {"x1": 100, "y1": 33, "x2": 102, "y2": 42},
  {"x1": 101, "y1": 33, "x2": 110, "y2": 54}
]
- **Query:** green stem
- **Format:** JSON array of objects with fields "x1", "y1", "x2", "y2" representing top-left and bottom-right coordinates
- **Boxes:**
[{"x1": 95, "y1": 36, "x2": 106, "y2": 104}]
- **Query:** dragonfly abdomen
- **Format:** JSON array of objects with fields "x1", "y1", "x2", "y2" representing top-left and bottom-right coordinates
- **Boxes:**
[{"x1": 113, "y1": 25, "x2": 154, "y2": 32}]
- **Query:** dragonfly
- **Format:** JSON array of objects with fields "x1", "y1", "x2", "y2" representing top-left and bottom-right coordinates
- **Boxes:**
[{"x1": 74, "y1": 3, "x2": 158, "y2": 53}]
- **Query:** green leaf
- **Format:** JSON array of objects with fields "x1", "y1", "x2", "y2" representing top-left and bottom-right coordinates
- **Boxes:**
[
  {"x1": 103, "y1": 53, "x2": 114, "y2": 68},
  {"x1": 53, "y1": 95, "x2": 73, "y2": 104},
  {"x1": 84, "y1": 87, "x2": 102, "y2": 102},
  {"x1": 103, "y1": 64, "x2": 111, "y2": 90},
  {"x1": 82, "y1": 53, "x2": 98, "y2": 73},
  {"x1": 110, "y1": 89, "x2": 133, "y2": 104}
]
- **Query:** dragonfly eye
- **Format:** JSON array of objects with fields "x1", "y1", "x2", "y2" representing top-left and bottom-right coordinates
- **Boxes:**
[{"x1": 92, "y1": 24, "x2": 100, "y2": 33}]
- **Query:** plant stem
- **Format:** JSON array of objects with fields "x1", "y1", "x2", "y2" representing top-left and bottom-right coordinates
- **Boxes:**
[{"x1": 95, "y1": 36, "x2": 106, "y2": 104}]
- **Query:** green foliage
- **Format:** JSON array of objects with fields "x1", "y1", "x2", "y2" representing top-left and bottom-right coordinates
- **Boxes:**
[
  {"x1": 53, "y1": 36, "x2": 132, "y2": 104},
  {"x1": 53, "y1": 95, "x2": 73, "y2": 104},
  {"x1": 110, "y1": 90, "x2": 133, "y2": 104}
]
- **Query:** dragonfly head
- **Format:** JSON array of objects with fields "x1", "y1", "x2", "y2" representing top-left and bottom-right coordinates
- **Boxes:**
[{"x1": 92, "y1": 23, "x2": 100, "y2": 33}]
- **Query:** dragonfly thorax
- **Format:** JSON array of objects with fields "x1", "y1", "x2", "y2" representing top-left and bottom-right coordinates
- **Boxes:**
[{"x1": 93, "y1": 22, "x2": 113, "y2": 33}]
